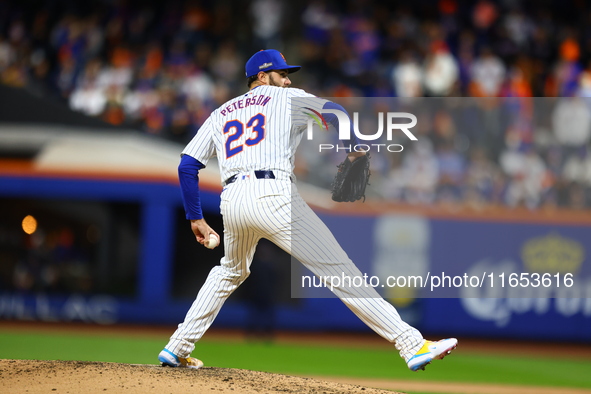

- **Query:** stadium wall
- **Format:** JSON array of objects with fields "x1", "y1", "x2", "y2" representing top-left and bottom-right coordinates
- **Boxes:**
[{"x1": 0, "y1": 173, "x2": 589, "y2": 342}]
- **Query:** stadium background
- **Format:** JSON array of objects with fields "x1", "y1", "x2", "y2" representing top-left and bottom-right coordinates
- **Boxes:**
[{"x1": 1, "y1": 0, "x2": 591, "y2": 393}]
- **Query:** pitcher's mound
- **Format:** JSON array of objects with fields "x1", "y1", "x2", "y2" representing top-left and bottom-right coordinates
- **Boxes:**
[{"x1": 1, "y1": 359, "x2": 402, "y2": 393}]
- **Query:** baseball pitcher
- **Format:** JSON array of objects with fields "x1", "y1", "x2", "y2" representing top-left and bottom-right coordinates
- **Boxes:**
[{"x1": 158, "y1": 49, "x2": 457, "y2": 371}]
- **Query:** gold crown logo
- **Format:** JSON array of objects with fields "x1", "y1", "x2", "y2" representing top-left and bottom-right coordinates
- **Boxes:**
[{"x1": 521, "y1": 233, "x2": 584, "y2": 274}]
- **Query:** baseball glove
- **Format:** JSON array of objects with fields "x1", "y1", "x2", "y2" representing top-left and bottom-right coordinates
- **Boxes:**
[{"x1": 331, "y1": 153, "x2": 371, "y2": 202}]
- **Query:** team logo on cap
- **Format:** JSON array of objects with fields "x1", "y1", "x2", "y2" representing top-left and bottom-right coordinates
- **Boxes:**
[
  {"x1": 259, "y1": 62, "x2": 273, "y2": 69},
  {"x1": 280, "y1": 52, "x2": 286, "y2": 61}
]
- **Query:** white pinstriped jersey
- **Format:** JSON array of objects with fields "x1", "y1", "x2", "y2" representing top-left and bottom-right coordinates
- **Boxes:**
[{"x1": 182, "y1": 85, "x2": 327, "y2": 183}]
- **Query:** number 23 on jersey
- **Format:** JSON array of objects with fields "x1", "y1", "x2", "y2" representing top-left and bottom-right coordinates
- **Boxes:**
[{"x1": 223, "y1": 113, "x2": 266, "y2": 159}]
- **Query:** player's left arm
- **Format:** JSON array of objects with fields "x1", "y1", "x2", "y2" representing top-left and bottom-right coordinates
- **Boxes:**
[{"x1": 178, "y1": 154, "x2": 220, "y2": 246}]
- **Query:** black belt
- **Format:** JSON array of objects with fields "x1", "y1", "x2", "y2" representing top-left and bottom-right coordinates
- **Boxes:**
[{"x1": 224, "y1": 170, "x2": 276, "y2": 186}]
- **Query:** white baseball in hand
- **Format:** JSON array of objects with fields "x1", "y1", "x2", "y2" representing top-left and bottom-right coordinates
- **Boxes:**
[{"x1": 205, "y1": 234, "x2": 219, "y2": 249}]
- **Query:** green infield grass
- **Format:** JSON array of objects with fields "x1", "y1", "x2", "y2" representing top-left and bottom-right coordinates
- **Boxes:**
[{"x1": 0, "y1": 329, "x2": 590, "y2": 392}]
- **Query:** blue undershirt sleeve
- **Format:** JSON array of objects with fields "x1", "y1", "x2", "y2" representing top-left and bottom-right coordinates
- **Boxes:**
[
  {"x1": 322, "y1": 101, "x2": 360, "y2": 147},
  {"x1": 178, "y1": 154, "x2": 206, "y2": 220}
]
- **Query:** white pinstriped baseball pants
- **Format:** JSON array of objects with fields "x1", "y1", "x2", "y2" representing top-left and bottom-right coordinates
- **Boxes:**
[{"x1": 165, "y1": 177, "x2": 424, "y2": 361}]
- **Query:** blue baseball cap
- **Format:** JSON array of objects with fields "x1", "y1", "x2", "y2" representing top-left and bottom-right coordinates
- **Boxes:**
[{"x1": 245, "y1": 49, "x2": 301, "y2": 78}]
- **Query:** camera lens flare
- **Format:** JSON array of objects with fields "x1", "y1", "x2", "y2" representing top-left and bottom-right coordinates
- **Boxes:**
[{"x1": 22, "y1": 215, "x2": 38, "y2": 235}]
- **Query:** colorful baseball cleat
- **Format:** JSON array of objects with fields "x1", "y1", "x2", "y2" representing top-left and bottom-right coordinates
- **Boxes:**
[
  {"x1": 158, "y1": 348, "x2": 204, "y2": 369},
  {"x1": 407, "y1": 338, "x2": 458, "y2": 371}
]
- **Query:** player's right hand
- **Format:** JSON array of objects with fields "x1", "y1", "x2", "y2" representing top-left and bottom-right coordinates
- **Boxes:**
[{"x1": 347, "y1": 151, "x2": 367, "y2": 162}]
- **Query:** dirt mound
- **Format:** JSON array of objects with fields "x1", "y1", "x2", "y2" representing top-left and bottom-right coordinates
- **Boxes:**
[{"x1": 1, "y1": 359, "x2": 400, "y2": 394}]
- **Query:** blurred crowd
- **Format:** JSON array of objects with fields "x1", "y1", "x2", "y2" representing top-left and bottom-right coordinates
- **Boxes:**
[
  {"x1": 2, "y1": 0, "x2": 591, "y2": 209},
  {"x1": 297, "y1": 97, "x2": 591, "y2": 210},
  {"x1": 7, "y1": 226, "x2": 95, "y2": 294}
]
